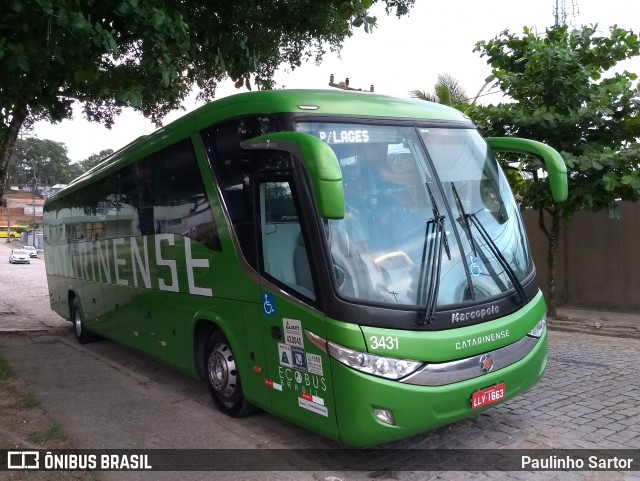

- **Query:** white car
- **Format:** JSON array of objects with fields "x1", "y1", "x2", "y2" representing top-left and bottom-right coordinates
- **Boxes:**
[
  {"x1": 22, "y1": 245, "x2": 38, "y2": 258},
  {"x1": 9, "y1": 249, "x2": 31, "y2": 264}
]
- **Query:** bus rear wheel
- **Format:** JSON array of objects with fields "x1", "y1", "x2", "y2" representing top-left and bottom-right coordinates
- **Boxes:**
[
  {"x1": 71, "y1": 298, "x2": 98, "y2": 344},
  {"x1": 205, "y1": 331, "x2": 255, "y2": 418}
]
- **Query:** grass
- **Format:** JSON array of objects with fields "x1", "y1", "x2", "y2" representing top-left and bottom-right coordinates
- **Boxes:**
[
  {"x1": 28, "y1": 421, "x2": 68, "y2": 443},
  {"x1": 0, "y1": 355, "x2": 15, "y2": 379},
  {"x1": 19, "y1": 392, "x2": 40, "y2": 408}
]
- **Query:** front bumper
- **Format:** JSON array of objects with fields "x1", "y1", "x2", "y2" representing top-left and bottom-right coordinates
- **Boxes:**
[{"x1": 332, "y1": 331, "x2": 547, "y2": 446}]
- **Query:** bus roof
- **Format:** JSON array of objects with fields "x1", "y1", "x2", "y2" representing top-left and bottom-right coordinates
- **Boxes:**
[{"x1": 54, "y1": 89, "x2": 472, "y2": 199}]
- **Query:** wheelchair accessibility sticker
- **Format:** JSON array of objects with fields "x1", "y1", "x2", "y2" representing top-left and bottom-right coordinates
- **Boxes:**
[
  {"x1": 468, "y1": 254, "x2": 483, "y2": 277},
  {"x1": 262, "y1": 293, "x2": 276, "y2": 316}
]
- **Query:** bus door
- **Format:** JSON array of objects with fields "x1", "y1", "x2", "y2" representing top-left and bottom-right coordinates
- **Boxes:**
[{"x1": 254, "y1": 171, "x2": 339, "y2": 440}]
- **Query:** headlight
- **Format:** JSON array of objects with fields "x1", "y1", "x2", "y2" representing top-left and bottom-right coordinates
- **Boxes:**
[
  {"x1": 527, "y1": 316, "x2": 546, "y2": 338},
  {"x1": 327, "y1": 341, "x2": 423, "y2": 380}
]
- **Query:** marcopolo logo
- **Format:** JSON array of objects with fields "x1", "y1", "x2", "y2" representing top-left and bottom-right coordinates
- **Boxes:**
[{"x1": 451, "y1": 305, "x2": 499, "y2": 323}]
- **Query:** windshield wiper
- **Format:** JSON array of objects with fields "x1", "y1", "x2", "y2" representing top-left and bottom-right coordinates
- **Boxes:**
[
  {"x1": 451, "y1": 183, "x2": 527, "y2": 305},
  {"x1": 452, "y1": 184, "x2": 478, "y2": 258},
  {"x1": 417, "y1": 183, "x2": 451, "y2": 326}
]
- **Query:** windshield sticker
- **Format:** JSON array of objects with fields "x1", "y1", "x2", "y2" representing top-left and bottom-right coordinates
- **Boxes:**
[
  {"x1": 283, "y1": 318, "x2": 303, "y2": 348},
  {"x1": 468, "y1": 254, "x2": 483, "y2": 277},
  {"x1": 318, "y1": 129, "x2": 369, "y2": 144}
]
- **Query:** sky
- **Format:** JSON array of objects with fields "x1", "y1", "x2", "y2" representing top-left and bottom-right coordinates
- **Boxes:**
[{"x1": 32, "y1": 0, "x2": 640, "y2": 163}]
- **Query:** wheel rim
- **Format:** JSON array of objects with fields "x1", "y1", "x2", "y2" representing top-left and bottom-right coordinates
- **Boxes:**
[
  {"x1": 73, "y1": 308, "x2": 83, "y2": 338},
  {"x1": 207, "y1": 342, "x2": 237, "y2": 400}
]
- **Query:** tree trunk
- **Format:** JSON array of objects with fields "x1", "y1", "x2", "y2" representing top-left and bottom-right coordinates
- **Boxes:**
[
  {"x1": 546, "y1": 212, "x2": 561, "y2": 318},
  {"x1": 0, "y1": 102, "x2": 30, "y2": 202}
]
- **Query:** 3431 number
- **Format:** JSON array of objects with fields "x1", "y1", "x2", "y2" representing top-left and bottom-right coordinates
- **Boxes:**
[{"x1": 369, "y1": 335, "x2": 399, "y2": 350}]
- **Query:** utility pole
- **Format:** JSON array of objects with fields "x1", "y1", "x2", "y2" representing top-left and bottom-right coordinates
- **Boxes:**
[
  {"x1": 553, "y1": 0, "x2": 579, "y2": 27},
  {"x1": 32, "y1": 174, "x2": 37, "y2": 247},
  {"x1": 329, "y1": 74, "x2": 374, "y2": 93}
]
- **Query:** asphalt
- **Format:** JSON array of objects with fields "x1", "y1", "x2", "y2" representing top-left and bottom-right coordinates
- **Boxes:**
[{"x1": 1, "y1": 296, "x2": 639, "y2": 339}]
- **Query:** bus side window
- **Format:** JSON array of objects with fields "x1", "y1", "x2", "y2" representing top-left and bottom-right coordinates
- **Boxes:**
[
  {"x1": 199, "y1": 116, "x2": 279, "y2": 269},
  {"x1": 119, "y1": 160, "x2": 153, "y2": 236},
  {"x1": 153, "y1": 140, "x2": 221, "y2": 251},
  {"x1": 259, "y1": 180, "x2": 315, "y2": 302}
]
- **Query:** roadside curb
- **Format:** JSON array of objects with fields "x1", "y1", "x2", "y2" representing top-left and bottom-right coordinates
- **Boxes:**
[{"x1": 547, "y1": 315, "x2": 640, "y2": 340}]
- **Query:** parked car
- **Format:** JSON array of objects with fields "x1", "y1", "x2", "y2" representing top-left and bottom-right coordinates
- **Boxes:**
[
  {"x1": 9, "y1": 249, "x2": 30, "y2": 264},
  {"x1": 22, "y1": 245, "x2": 38, "y2": 258}
]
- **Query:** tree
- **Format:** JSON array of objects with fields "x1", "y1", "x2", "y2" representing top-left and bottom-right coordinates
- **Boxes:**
[
  {"x1": 468, "y1": 24, "x2": 640, "y2": 316},
  {"x1": 0, "y1": 0, "x2": 415, "y2": 201},
  {"x1": 76, "y1": 149, "x2": 115, "y2": 173},
  {"x1": 409, "y1": 73, "x2": 494, "y2": 109},
  {"x1": 6, "y1": 137, "x2": 73, "y2": 187},
  {"x1": 409, "y1": 73, "x2": 468, "y2": 107}
]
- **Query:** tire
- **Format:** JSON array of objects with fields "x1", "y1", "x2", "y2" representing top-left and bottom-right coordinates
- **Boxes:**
[
  {"x1": 205, "y1": 330, "x2": 255, "y2": 418},
  {"x1": 71, "y1": 298, "x2": 98, "y2": 344}
]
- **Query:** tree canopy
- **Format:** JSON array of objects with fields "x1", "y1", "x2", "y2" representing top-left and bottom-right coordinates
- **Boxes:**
[
  {"x1": 75, "y1": 149, "x2": 115, "y2": 174},
  {"x1": 4, "y1": 137, "x2": 111, "y2": 187},
  {"x1": 467, "y1": 24, "x2": 640, "y2": 314},
  {"x1": 409, "y1": 74, "x2": 468, "y2": 107},
  {"x1": 7, "y1": 137, "x2": 71, "y2": 187},
  {"x1": 0, "y1": 0, "x2": 415, "y2": 200}
]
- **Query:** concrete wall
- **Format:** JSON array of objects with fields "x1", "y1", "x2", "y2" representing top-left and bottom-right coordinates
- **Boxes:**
[{"x1": 523, "y1": 202, "x2": 640, "y2": 312}]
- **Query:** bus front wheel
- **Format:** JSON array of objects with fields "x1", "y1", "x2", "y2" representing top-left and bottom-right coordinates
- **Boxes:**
[
  {"x1": 205, "y1": 331, "x2": 254, "y2": 418},
  {"x1": 71, "y1": 298, "x2": 98, "y2": 344}
]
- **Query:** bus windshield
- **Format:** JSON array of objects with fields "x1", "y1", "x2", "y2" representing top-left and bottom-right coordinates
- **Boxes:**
[{"x1": 296, "y1": 122, "x2": 532, "y2": 309}]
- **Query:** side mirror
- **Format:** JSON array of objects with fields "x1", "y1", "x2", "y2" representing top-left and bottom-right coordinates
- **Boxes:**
[
  {"x1": 486, "y1": 137, "x2": 568, "y2": 203},
  {"x1": 241, "y1": 132, "x2": 345, "y2": 219}
]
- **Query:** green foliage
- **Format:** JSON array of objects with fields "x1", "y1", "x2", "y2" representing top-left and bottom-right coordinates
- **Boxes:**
[
  {"x1": 468, "y1": 24, "x2": 640, "y2": 315},
  {"x1": 409, "y1": 74, "x2": 469, "y2": 108},
  {"x1": 0, "y1": 0, "x2": 415, "y2": 200},
  {"x1": 74, "y1": 149, "x2": 115, "y2": 174},
  {"x1": 469, "y1": 24, "x2": 640, "y2": 220},
  {"x1": 7, "y1": 137, "x2": 74, "y2": 186}
]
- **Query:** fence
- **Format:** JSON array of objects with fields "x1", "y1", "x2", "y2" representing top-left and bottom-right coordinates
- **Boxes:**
[{"x1": 522, "y1": 202, "x2": 640, "y2": 312}]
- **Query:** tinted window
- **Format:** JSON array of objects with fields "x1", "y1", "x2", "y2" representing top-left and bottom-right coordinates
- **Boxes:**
[
  {"x1": 57, "y1": 140, "x2": 220, "y2": 250},
  {"x1": 199, "y1": 116, "x2": 280, "y2": 267},
  {"x1": 119, "y1": 159, "x2": 154, "y2": 236},
  {"x1": 153, "y1": 140, "x2": 221, "y2": 250}
]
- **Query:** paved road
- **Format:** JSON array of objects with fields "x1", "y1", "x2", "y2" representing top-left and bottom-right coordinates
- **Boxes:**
[{"x1": 1, "y1": 241, "x2": 639, "y2": 480}]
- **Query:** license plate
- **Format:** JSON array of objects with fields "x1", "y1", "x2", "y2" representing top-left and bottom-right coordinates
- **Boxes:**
[{"x1": 471, "y1": 383, "x2": 505, "y2": 409}]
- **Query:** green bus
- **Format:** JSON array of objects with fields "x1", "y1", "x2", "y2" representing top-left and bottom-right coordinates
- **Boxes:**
[{"x1": 44, "y1": 89, "x2": 567, "y2": 447}]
